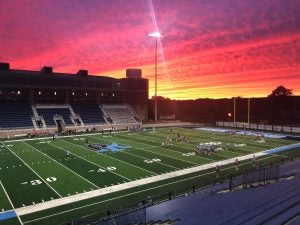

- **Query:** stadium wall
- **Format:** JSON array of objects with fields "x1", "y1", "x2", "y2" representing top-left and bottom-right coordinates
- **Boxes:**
[{"x1": 216, "y1": 121, "x2": 300, "y2": 134}]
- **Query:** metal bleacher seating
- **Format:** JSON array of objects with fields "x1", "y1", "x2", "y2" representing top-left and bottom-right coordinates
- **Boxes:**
[
  {"x1": 0, "y1": 100, "x2": 33, "y2": 129},
  {"x1": 36, "y1": 108, "x2": 73, "y2": 127},
  {"x1": 71, "y1": 102, "x2": 106, "y2": 125},
  {"x1": 147, "y1": 174, "x2": 300, "y2": 224},
  {"x1": 102, "y1": 104, "x2": 137, "y2": 124}
]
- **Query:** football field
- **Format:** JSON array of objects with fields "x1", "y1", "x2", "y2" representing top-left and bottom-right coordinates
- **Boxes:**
[{"x1": 0, "y1": 127, "x2": 299, "y2": 225}]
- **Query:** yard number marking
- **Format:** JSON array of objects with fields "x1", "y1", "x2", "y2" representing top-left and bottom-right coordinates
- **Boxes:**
[
  {"x1": 144, "y1": 158, "x2": 161, "y2": 164},
  {"x1": 21, "y1": 177, "x2": 57, "y2": 186},
  {"x1": 96, "y1": 167, "x2": 117, "y2": 173},
  {"x1": 182, "y1": 152, "x2": 195, "y2": 156}
]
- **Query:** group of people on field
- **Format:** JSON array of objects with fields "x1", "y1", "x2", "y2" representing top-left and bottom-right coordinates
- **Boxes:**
[
  {"x1": 161, "y1": 132, "x2": 189, "y2": 147},
  {"x1": 195, "y1": 141, "x2": 223, "y2": 155}
]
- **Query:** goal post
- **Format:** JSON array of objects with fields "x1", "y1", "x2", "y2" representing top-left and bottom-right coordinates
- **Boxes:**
[{"x1": 233, "y1": 97, "x2": 251, "y2": 128}]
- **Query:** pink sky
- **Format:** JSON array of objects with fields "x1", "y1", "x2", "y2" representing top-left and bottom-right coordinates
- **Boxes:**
[{"x1": 0, "y1": 0, "x2": 299, "y2": 99}]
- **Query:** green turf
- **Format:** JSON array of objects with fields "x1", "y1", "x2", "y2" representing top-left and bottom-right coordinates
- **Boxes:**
[
  {"x1": 0, "y1": 127, "x2": 298, "y2": 225},
  {"x1": 6, "y1": 141, "x2": 95, "y2": 197},
  {"x1": 0, "y1": 217, "x2": 22, "y2": 225},
  {"x1": 0, "y1": 181, "x2": 12, "y2": 211},
  {"x1": 26, "y1": 140, "x2": 126, "y2": 188},
  {"x1": 0, "y1": 142, "x2": 58, "y2": 207}
]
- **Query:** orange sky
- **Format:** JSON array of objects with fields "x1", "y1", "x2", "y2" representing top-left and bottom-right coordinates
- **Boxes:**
[{"x1": 0, "y1": 0, "x2": 299, "y2": 99}]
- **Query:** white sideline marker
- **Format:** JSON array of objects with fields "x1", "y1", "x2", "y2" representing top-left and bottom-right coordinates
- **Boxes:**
[{"x1": 0, "y1": 180, "x2": 24, "y2": 224}]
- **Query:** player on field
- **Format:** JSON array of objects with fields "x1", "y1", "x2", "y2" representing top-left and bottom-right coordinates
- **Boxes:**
[
  {"x1": 66, "y1": 150, "x2": 70, "y2": 157},
  {"x1": 252, "y1": 155, "x2": 257, "y2": 168},
  {"x1": 216, "y1": 164, "x2": 220, "y2": 178},
  {"x1": 235, "y1": 158, "x2": 240, "y2": 170}
]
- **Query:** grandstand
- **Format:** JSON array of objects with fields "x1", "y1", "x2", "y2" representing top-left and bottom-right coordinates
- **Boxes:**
[
  {"x1": 102, "y1": 104, "x2": 139, "y2": 124},
  {"x1": 35, "y1": 105, "x2": 74, "y2": 127},
  {"x1": 0, "y1": 99, "x2": 33, "y2": 129},
  {"x1": 0, "y1": 62, "x2": 147, "y2": 136},
  {"x1": 71, "y1": 101, "x2": 107, "y2": 125},
  {"x1": 146, "y1": 160, "x2": 300, "y2": 225}
]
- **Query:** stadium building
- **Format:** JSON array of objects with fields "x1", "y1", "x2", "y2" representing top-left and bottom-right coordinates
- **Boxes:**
[{"x1": 0, "y1": 62, "x2": 148, "y2": 137}]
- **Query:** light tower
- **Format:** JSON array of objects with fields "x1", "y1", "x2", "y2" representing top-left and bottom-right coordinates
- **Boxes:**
[{"x1": 149, "y1": 32, "x2": 162, "y2": 122}]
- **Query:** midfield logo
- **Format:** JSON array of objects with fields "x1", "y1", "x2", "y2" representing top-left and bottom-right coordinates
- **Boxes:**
[
  {"x1": 89, "y1": 142, "x2": 130, "y2": 153},
  {"x1": 104, "y1": 142, "x2": 130, "y2": 152}
]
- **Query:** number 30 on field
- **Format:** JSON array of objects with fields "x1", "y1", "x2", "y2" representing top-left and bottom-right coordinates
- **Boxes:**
[{"x1": 22, "y1": 177, "x2": 57, "y2": 186}]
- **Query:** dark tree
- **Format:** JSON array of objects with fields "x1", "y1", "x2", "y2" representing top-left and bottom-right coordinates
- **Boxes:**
[{"x1": 268, "y1": 85, "x2": 293, "y2": 97}]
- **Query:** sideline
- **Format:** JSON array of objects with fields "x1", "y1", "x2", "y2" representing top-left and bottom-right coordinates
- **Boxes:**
[
  {"x1": 3, "y1": 130, "x2": 128, "y2": 143},
  {"x1": 0, "y1": 180, "x2": 24, "y2": 224},
  {"x1": 15, "y1": 151, "x2": 268, "y2": 216}
]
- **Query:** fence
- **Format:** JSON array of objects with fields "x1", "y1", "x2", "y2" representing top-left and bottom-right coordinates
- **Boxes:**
[
  {"x1": 216, "y1": 121, "x2": 300, "y2": 134},
  {"x1": 73, "y1": 206, "x2": 146, "y2": 225}
]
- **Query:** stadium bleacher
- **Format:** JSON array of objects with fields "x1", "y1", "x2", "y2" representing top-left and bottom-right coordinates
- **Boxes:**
[
  {"x1": 0, "y1": 100, "x2": 33, "y2": 129},
  {"x1": 36, "y1": 107, "x2": 73, "y2": 127},
  {"x1": 146, "y1": 176, "x2": 300, "y2": 225},
  {"x1": 102, "y1": 104, "x2": 137, "y2": 124},
  {"x1": 0, "y1": 100, "x2": 141, "y2": 130},
  {"x1": 71, "y1": 101, "x2": 106, "y2": 125}
]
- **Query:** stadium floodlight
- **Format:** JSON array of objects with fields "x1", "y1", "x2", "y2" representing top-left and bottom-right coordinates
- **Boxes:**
[
  {"x1": 149, "y1": 32, "x2": 162, "y2": 38},
  {"x1": 149, "y1": 31, "x2": 162, "y2": 122}
]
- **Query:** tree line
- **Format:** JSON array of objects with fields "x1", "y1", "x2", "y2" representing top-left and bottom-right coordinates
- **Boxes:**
[{"x1": 148, "y1": 86, "x2": 300, "y2": 125}]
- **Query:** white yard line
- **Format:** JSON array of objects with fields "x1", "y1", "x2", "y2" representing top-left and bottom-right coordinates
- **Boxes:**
[
  {"x1": 16, "y1": 150, "x2": 267, "y2": 217},
  {"x1": 49, "y1": 141, "x2": 132, "y2": 181},
  {"x1": 1, "y1": 142, "x2": 62, "y2": 198},
  {"x1": 61, "y1": 138, "x2": 156, "y2": 177},
  {"x1": 22, "y1": 141, "x2": 99, "y2": 189},
  {"x1": 136, "y1": 134, "x2": 233, "y2": 159},
  {"x1": 0, "y1": 180, "x2": 24, "y2": 225},
  {"x1": 95, "y1": 134, "x2": 204, "y2": 165},
  {"x1": 89, "y1": 134, "x2": 180, "y2": 170},
  {"x1": 122, "y1": 150, "x2": 179, "y2": 170}
]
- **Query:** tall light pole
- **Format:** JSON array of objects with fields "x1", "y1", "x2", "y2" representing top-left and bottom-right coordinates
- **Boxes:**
[{"x1": 149, "y1": 32, "x2": 162, "y2": 122}]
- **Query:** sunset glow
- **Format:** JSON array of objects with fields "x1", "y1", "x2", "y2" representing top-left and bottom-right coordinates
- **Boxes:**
[{"x1": 0, "y1": 0, "x2": 299, "y2": 99}]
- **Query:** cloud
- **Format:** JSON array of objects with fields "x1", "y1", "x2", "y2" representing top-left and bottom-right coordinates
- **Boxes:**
[{"x1": 0, "y1": 0, "x2": 299, "y2": 99}]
